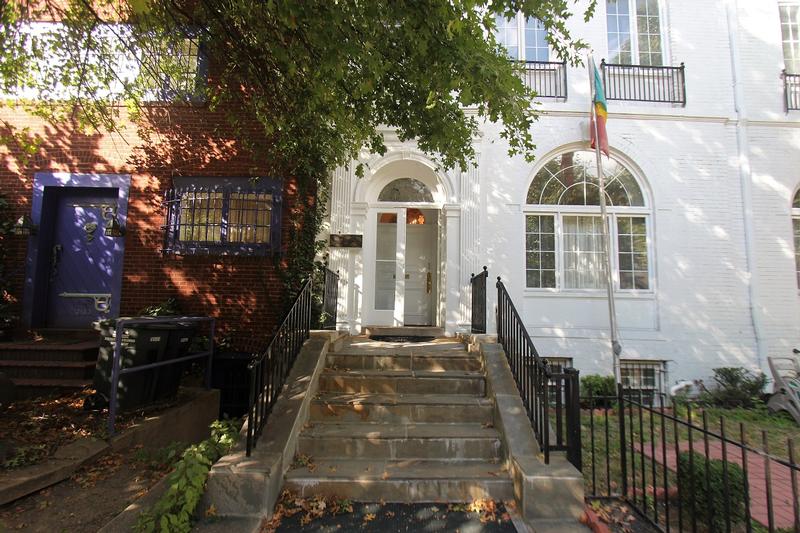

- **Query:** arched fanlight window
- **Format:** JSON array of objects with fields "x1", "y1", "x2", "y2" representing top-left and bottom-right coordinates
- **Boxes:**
[
  {"x1": 378, "y1": 178, "x2": 434, "y2": 203},
  {"x1": 524, "y1": 150, "x2": 651, "y2": 291},
  {"x1": 526, "y1": 150, "x2": 645, "y2": 207}
]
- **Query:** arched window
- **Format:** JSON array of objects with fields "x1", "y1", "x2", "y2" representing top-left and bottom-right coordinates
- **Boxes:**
[
  {"x1": 792, "y1": 189, "x2": 800, "y2": 287},
  {"x1": 525, "y1": 150, "x2": 651, "y2": 291},
  {"x1": 378, "y1": 178, "x2": 434, "y2": 203}
]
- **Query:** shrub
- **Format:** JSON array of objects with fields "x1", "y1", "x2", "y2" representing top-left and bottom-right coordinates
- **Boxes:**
[
  {"x1": 581, "y1": 374, "x2": 617, "y2": 407},
  {"x1": 135, "y1": 420, "x2": 239, "y2": 533},
  {"x1": 677, "y1": 451, "x2": 746, "y2": 531},
  {"x1": 701, "y1": 367, "x2": 767, "y2": 408}
]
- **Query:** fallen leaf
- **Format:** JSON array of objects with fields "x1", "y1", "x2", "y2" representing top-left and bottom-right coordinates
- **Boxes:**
[{"x1": 363, "y1": 513, "x2": 376, "y2": 522}]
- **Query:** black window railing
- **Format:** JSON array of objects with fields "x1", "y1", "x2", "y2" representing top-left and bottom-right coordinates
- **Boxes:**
[
  {"x1": 322, "y1": 266, "x2": 339, "y2": 330},
  {"x1": 470, "y1": 266, "x2": 488, "y2": 334},
  {"x1": 496, "y1": 277, "x2": 581, "y2": 469},
  {"x1": 601, "y1": 60, "x2": 686, "y2": 105},
  {"x1": 521, "y1": 60, "x2": 568, "y2": 99},
  {"x1": 246, "y1": 278, "x2": 312, "y2": 456},
  {"x1": 784, "y1": 70, "x2": 800, "y2": 111}
]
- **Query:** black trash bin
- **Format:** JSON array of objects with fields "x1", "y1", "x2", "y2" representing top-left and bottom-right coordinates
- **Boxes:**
[
  {"x1": 87, "y1": 319, "x2": 169, "y2": 411},
  {"x1": 152, "y1": 323, "x2": 197, "y2": 401},
  {"x1": 211, "y1": 351, "x2": 253, "y2": 419}
]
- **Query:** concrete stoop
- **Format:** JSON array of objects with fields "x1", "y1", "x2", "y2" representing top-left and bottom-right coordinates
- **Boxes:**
[{"x1": 203, "y1": 332, "x2": 585, "y2": 531}]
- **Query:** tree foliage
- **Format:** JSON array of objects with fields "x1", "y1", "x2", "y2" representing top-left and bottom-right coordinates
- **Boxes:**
[{"x1": 1, "y1": 0, "x2": 597, "y2": 176}]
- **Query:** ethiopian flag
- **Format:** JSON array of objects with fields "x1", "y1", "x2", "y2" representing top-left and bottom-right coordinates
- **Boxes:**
[{"x1": 590, "y1": 62, "x2": 609, "y2": 156}]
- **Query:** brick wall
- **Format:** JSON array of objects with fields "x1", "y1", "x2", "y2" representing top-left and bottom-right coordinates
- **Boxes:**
[{"x1": 0, "y1": 103, "x2": 314, "y2": 343}]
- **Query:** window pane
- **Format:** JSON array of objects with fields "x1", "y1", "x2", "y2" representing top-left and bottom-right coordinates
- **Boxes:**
[
  {"x1": 607, "y1": 0, "x2": 633, "y2": 64},
  {"x1": 495, "y1": 14, "x2": 519, "y2": 60},
  {"x1": 179, "y1": 190, "x2": 222, "y2": 243},
  {"x1": 563, "y1": 215, "x2": 606, "y2": 289},
  {"x1": 635, "y1": 0, "x2": 663, "y2": 66},
  {"x1": 525, "y1": 215, "x2": 556, "y2": 288},
  {"x1": 378, "y1": 178, "x2": 434, "y2": 202},
  {"x1": 617, "y1": 216, "x2": 649, "y2": 290},
  {"x1": 228, "y1": 192, "x2": 272, "y2": 244},
  {"x1": 524, "y1": 17, "x2": 549, "y2": 61},
  {"x1": 375, "y1": 213, "x2": 398, "y2": 310},
  {"x1": 781, "y1": 5, "x2": 800, "y2": 73}
]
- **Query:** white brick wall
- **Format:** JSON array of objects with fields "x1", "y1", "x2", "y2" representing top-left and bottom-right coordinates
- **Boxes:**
[{"x1": 328, "y1": 0, "x2": 800, "y2": 387}]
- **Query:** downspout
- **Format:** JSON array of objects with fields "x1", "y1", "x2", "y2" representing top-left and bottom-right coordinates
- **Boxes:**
[{"x1": 727, "y1": 0, "x2": 766, "y2": 371}]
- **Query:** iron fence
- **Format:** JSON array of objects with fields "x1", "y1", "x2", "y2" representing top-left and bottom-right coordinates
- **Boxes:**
[
  {"x1": 470, "y1": 266, "x2": 488, "y2": 334},
  {"x1": 601, "y1": 60, "x2": 686, "y2": 105},
  {"x1": 496, "y1": 277, "x2": 581, "y2": 468},
  {"x1": 246, "y1": 278, "x2": 312, "y2": 456},
  {"x1": 784, "y1": 70, "x2": 800, "y2": 112},
  {"x1": 521, "y1": 60, "x2": 568, "y2": 99},
  {"x1": 583, "y1": 386, "x2": 800, "y2": 532},
  {"x1": 322, "y1": 267, "x2": 339, "y2": 330}
]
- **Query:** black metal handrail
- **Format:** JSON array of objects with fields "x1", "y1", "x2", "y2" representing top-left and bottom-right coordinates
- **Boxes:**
[
  {"x1": 520, "y1": 60, "x2": 568, "y2": 99},
  {"x1": 601, "y1": 60, "x2": 686, "y2": 105},
  {"x1": 784, "y1": 70, "x2": 800, "y2": 111},
  {"x1": 246, "y1": 278, "x2": 312, "y2": 455},
  {"x1": 470, "y1": 266, "x2": 488, "y2": 334},
  {"x1": 496, "y1": 277, "x2": 581, "y2": 468},
  {"x1": 322, "y1": 266, "x2": 339, "y2": 330}
]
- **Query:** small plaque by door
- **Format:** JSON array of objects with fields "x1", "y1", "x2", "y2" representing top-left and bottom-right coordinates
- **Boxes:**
[{"x1": 330, "y1": 234, "x2": 363, "y2": 248}]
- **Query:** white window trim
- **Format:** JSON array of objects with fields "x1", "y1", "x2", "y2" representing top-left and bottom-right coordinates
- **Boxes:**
[
  {"x1": 523, "y1": 206, "x2": 655, "y2": 295},
  {"x1": 605, "y1": 0, "x2": 671, "y2": 66}
]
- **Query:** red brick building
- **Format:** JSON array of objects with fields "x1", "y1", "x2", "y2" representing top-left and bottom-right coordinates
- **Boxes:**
[{"x1": 0, "y1": 102, "x2": 312, "y2": 343}]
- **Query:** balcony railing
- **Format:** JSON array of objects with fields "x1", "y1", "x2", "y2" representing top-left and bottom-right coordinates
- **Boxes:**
[
  {"x1": 601, "y1": 60, "x2": 686, "y2": 105},
  {"x1": 784, "y1": 70, "x2": 800, "y2": 111},
  {"x1": 521, "y1": 60, "x2": 568, "y2": 100}
]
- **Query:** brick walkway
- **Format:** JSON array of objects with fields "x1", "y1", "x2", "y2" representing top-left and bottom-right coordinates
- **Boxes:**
[{"x1": 639, "y1": 440, "x2": 798, "y2": 529}]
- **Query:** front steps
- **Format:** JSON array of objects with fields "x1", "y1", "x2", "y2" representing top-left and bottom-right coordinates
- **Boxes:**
[{"x1": 284, "y1": 336, "x2": 513, "y2": 503}]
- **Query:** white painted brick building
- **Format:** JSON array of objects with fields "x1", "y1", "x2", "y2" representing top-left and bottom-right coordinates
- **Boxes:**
[{"x1": 326, "y1": 0, "x2": 800, "y2": 389}]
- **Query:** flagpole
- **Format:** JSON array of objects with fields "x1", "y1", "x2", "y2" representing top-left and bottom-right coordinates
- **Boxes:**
[{"x1": 588, "y1": 55, "x2": 622, "y2": 383}]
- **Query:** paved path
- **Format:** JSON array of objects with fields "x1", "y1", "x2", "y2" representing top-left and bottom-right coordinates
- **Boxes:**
[{"x1": 639, "y1": 440, "x2": 798, "y2": 529}]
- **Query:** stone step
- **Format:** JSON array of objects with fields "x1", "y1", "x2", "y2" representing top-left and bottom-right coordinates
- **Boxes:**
[
  {"x1": 318, "y1": 370, "x2": 485, "y2": 395},
  {"x1": 298, "y1": 422, "x2": 502, "y2": 460},
  {"x1": 284, "y1": 458, "x2": 513, "y2": 502},
  {"x1": 327, "y1": 353, "x2": 482, "y2": 372},
  {"x1": 310, "y1": 393, "x2": 494, "y2": 424},
  {"x1": 0, "y1": 340, "x2": 100, "y2": 362},
  {"x1": 0, "y1": 359, "x2": 96, "y2": 380}
]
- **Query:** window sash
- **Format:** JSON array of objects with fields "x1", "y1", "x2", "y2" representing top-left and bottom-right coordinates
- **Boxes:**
[
  {"x1": 793, "y1": 216, "x2": 800, "y2": 288},
  {"x1": 781, "y1": 3, "x2": 800, "y2": 74},
  {"x1": 524, "y1": 212, "x2": 652, "y2": 292},
  {"x1": 496, "y1": 13, "x2": 549, "y2": 62},
  {"x1": 607, "y1": 0, "x2": 665, "y2": 66}
]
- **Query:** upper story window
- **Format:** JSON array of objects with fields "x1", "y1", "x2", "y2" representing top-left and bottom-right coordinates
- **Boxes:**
[
  {"x1": 524, "y1": 150, "x2": 652, "y2": 292},
  {"x1": 140, "y1": 34, "x2": 207, "y2": 102},
  {"x1": 606, "y1": 0, "x2": 664, "y2": 66},
  {"x1": 162, "y1": 177, "x2": 282, "y2": 256},
  {"x1": 495, "y1": 14, "x2": 549, "y2": 62},
  {"x1": 781, "y1": 3, "x2": 800, "y2": 74}
]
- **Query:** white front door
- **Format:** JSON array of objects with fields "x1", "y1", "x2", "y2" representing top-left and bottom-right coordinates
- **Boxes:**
[{"x1": 404, "y1": 223, "x2": 436, "y2": 325}]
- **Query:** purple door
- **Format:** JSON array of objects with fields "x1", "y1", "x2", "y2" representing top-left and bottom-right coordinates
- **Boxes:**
[{"x1": 46, "y1": 189, "x2": 124, "y2": 328}]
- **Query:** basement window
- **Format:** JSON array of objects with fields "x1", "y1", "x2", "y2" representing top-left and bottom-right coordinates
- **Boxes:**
[
  {"x1": 162, "y1": 177, "x2": 282, "y2": 256},
  {"x1": 620, "y1": 359, "x2": 667, "y2": 405}
]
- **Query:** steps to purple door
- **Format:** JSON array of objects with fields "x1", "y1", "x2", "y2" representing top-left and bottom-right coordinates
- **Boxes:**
[{"x1": 0, "y1": 329, "x2": 100, "y2": 398}]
